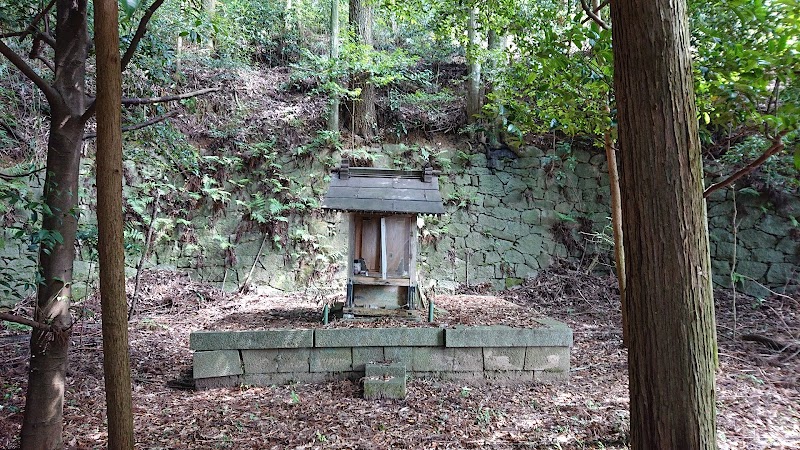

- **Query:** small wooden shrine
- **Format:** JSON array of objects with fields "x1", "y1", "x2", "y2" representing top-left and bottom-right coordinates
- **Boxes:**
[{"x1": 322, "y1": 159, "x2": 445, "y2": 319}]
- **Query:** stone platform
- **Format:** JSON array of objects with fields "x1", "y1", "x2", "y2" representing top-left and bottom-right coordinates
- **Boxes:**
[{"x1": 190, "y1": 320, "x2": 573, "y2": 389}]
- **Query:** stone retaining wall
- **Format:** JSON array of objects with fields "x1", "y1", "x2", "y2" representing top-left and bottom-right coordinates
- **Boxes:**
[{"x1": 191, "y1": 320, "x2": 573, "y2": 389}]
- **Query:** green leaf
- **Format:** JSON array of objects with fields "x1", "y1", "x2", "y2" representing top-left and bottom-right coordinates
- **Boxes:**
[{"x1": 120, "y1": 0, "x2": 140, "y2": 19}]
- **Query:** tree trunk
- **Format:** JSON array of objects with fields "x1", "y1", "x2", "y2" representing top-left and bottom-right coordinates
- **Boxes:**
[
  {"x1": 94, "y1": 0, "x2": 135, "y2": 447},
  {"x1": 610, "y1": 0, "x2": 717, "y2": 448},
  {"x1": 348, "y1": 0, "x2": 375, "y2": 140},
  {"x1": 465, "y1": 5, "x2": 482, "y2": 124},
  {"x1": 328, "y1": 0, "x2": 340, "y2": 132},
  {"x1": 21, "y1": 1, "x2": 89, "y2": 448},
  {"x1": 604, "y1": 119, "x2": 627, "y2": 347}
]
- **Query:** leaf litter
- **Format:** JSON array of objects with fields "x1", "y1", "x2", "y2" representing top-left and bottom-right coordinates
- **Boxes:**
[{"x1": 1, "y1": 263, "x2": 798, "y2": 449}]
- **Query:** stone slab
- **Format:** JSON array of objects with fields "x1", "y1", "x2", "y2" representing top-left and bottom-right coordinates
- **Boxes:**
[
  {"x1": 483, "y1": 347, "x2": 526, "y2": 371},
  {"x1": 315, "y1": 328, "x2": 444, "y2": 347},
  {"x1": 445, "y1": 323, "x2": 572, "y2": 347},
  {"x1": 484, "y1": 370, "x2": 534, "y2": 382},
  {"x1": 310, "y1": 348, "x2": 353, "y2": 372},
  {"x1": 524, "y1": 346, "x2": 570, "y2": 372},
  {"x1": 241, "y1": 349, "x2": 310, "y2": 374},
  {"x1": 190, "y1": 329, "x2": 314, "y2": 350},
  {"x1": 193, "y1": 350, "x2": 243, "y2": 379}
]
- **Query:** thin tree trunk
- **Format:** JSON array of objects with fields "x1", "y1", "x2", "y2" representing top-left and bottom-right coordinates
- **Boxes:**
[
  {"x1": 465, "y1": 5, "x2": 482, "y2": 124},
  {"x1": 94, "y1": 0, "x2": 135, "y2": 447},
  {"x1": 610, "y1": 0, "x2": 717, "y2": 448},
  {"x1": 328, "y1": 0, "x2": 340, "y2": 132},
  {"x1": 21, "y1": 1, "x2": 89, "y2": 448},
  {"x1": 348, "y1": 0, "x2": 375, "y2": 139},
  {"x1": 604, "y1": 124, "x2": 627, "y2": 347}
]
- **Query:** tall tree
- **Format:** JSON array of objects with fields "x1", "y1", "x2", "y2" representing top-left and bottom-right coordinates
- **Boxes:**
[
  {"x1": 348, "y1": 0, "x2": 376, "y2": 139},
  {"x1": 328, "y1": 0, "x2": 340, "y2": 132},
  {"x1": 610, "y1": 0, "x2": 718, "y2": 448},
  {"x1": 94, "y1": 0, "x2": 134, "y2": 447},
  {"x1": 0, "y1": 0, "x2": 217, "y2": 446},
  {"x1": 465, "y1": 4, "x2": 481, "y2": 124}
]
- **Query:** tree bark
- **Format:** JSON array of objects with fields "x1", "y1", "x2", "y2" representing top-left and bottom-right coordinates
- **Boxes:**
[
  {"x1": 328, "y1": 0, "x2": 340, "y2": 132},
  {"x1": 610, "y1": 1, "x2": 717, "y2": 448},
  {"x1": 94, "y1": 0, "x2": 135, "y2": 447},
  {"x1": 465, "y1": 5, "x2": 482, "y2": 124},
  {"x1": 348, "y1": 0, "x2": 376, "y2": 139},
  {"x1": 21, "y1": 1, "x2": 89, "y2": 448}
]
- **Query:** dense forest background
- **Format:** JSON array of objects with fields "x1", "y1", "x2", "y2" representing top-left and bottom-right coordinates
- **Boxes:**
[
  {"x1": 1, "y1": 0, "x2": 797, "y2": 308},
  {"x1": 1, "y1": 0, "x2": 798, "y2": 448}
]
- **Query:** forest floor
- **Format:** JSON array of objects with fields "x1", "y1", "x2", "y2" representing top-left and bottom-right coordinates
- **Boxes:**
[{"x1": 1, "y1": 263, "x2": 798, "y2": 449}]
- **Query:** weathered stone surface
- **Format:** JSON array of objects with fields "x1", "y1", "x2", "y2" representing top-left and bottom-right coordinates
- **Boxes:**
[
  {"x1": 353, "y1": 347, "x2": 385, "y2": 371},
  {"x1": 533, "y1": 369, "x2": 569, "y2": 382},
  {"x1": 242, "y1": 349, "x2": 310, "y2": 374},
  {"x1": 524, "y1": 346, "x2": 570, "y2": 372},
  {"x1": 315, "y1": 328, "x2": 444, "y2": 347},
  {"x1": 483, "y1": 347, "x2": 526, "y2": 370},
  {"x1": 310, "y1": 348, "x2": 352, "y2": 372},
  {"x1": 195, "y1": 375, "x2": 241, "y2": 389},
  {"x1": 193, "y1": 350, "x2": 243, "y2": 379},
  {"x1": 190, "y1": 329, "x2": 313, "y2": 351},
  {"x1": 412, "y1": 347, "x2": 455, "y2": 371},
  {"x1": 453, "y1": 348, "x2": 484, "y2": 372},
  {"x1": 484, "y1": 370, "x2": 534, "y2": 382},
  {"x1": 736, "y1": 261, "x2": 769, "y2": 280},
  {"x1": 364, "y1": 376, "x2": 407, "y2": 400},
  {"x1": 766, "y1": 263, "x2": 797, "y2": 285},
  {"x1": 243, "y1": 372, "x2": 332, "y2": 386},
  {"x1": 446, "y1": 324, "x2": 572, "y2": 347},
  {"x1": 365, "y1": 362, "x2": 406, "y2": 379},
  {"x1": 751, "y1": 248, "x2": 786, "y2": 263},
  {"x1": 384, "y1": 347, "x2": 413, "y2": 365}
]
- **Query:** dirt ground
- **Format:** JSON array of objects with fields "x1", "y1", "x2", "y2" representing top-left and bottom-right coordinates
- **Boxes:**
[{"x1": 1, "y1": 265, "x2": 798, "y2": 449}]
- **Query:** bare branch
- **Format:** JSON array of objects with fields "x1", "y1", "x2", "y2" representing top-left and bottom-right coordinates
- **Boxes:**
[
  {"x1": 703, "y1": 131, "x2": 790, "y2": 198},
  {"x1": 83, "y1": 109, "x2": 179, "y2": 140},
  {"x1": 19, "y1": 0, "x2": 57, "y2": 41},
  {"x1": 0, "y1": 31, "x2": 24, "y2": 39},
  {"x1": 580, "y1": 0, "x2": 610, "y2": 30},
  {"x1": 36, "y1": 30, "x2": 56, "y2": 48},
  {"x1": 121, "y1": 0, "x2": 167, "y2": 72},
  {"x1": 0, "y1": 312, "x2": 52, "y2": 332},
  {"x1": 35, "y1": 54, "x2": 55, "y2": 72},
  {"x1": 0, "y1": 166, "x2": 45, "y2": 180},
  {"x1": 121, "y1": 87, "x2": 221, "y2": 105},
  {"x1": 0, "y1": 39, "x2": 58, "y2": 104}
]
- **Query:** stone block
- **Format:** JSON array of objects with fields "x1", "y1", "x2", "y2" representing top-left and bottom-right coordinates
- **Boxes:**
[
  {"x1": 241, "y1": 349, "x2": 310, "y2": 374},
  {"x1": 315, "y1": 328, "x2": 444, "y2": 347},
  {"x1": 524, "y1": 346, "x2": 570, "y2": 372},
  {"x1": 736, "y1": 261, "x2": 769, "y2": 280},
  {"x1": 243, "y1": 372, "x2": 338, "y2": 386},
  {"x1": 445, "y1": 324, "x2": 572, "y2": 348},
  {"x1": 195, "y1": 375, "x2": 241, "y2": 390},
  {"x1": 766, "y1": 263, "x2": 797, "y2": 285},
  {"x1": 751, "y1": 248, "x2": 786, "y2": 264},
  {"x1": 453, "y1": 348, "x2": 484, "y2": 372},
  {"x1": 353, "y1": 347, "x2": 385, "y2": 371},
  {"x1": 310, "y1": 348, "x2": 352, "y2": 372},
  {"x1": 483, "y1": 347, "x2": 526, "y2": 370},
  {"x1": 365, "y1": 362, "x2": 406, "y2": 379},
  {"x1": 438, "y1": 372, "x2": 484, "y2": 383},
  {"x1": 363, "y1": 376, "x2": 406, "y2": 400},
  {"x1": 193, "y1": 350, "x2": 243, "y2": 379},
  {"x1": 534, "y1": 369, "x2": 569, "y2": 382},
  {"x1": 190, "y1": 329, "x2": 314, "y2": 351},
  {"x1": 412, "y1": 347, "x2": 454, "y2": 371},
  {"x1": 384, "y1": 347, "x2": 413, "y2": 365},
  {"x1": 484, "y1": 370, "x2": 534, "y2": 382}
]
